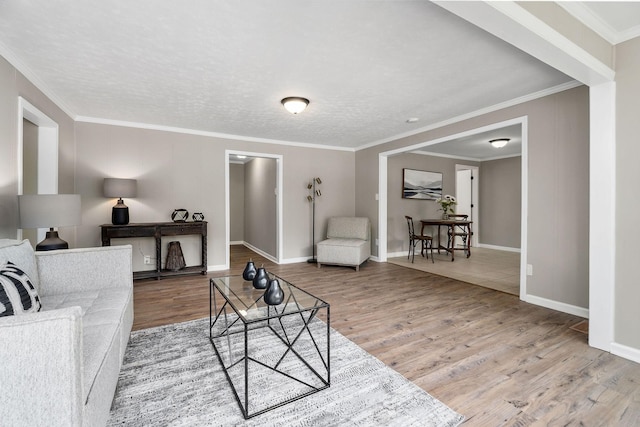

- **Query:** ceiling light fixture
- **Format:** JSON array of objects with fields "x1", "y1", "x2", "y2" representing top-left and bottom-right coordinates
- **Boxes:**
[
  {"x1": 489, "y1": 138, "x2": 510, "y2": 148},
  {"x1": 281, "y1": 97, "x2": 309, "y2": 114}
]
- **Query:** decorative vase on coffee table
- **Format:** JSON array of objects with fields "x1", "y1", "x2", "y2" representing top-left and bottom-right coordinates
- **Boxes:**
[
  {"x1": 242, "y1": 259, "x2": 257, "y2": 281},
  {"x1": 252, "y1": 266, "x2": 269, "y2": 289},
  {"x1": 264, "y1": 276, "x2": 284, "y2": 306}
]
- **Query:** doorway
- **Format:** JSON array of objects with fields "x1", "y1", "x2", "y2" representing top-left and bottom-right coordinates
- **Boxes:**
[
  {"x1": 455, "y1": 165, "x2": 479, "y2": 248},
  {"x1": 225, "y1": 150, "x2": 283, "y2": 269},
  {"x1": 378, "y1": 117, "x2": 527, "y2": 299},
  {"x1": 17, "y1": 97, "x2": 59, "y2": 242}
]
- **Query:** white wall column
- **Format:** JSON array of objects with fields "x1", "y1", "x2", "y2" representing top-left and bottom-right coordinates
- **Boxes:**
[{"x1": 589, "y1": 82, "x2": 616, "y2": 351}]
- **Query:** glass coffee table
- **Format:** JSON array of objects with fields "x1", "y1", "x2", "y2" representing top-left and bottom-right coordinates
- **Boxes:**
[{"x1": 209, "y1": 274, "x2": 330, "y2": 419}]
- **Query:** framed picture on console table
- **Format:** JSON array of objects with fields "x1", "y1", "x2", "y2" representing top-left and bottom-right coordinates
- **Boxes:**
[{"x1": 402, "y1": 168, "x2": 442, "y2": 200}]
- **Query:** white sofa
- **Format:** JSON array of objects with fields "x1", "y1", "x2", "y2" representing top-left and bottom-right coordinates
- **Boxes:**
[
  {"x1": 317, "y1": 217, "x2": 371, "y2": 271},
  {"x1": 0, "y1": 239, "x2": 133, "y2": 427}
]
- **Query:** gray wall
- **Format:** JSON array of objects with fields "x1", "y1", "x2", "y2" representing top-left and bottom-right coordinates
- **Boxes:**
[
  {"x1": 615, "y1": 36, "x2": 640, "y2": 350},
  {"x1": 244, "y1": 157, "x2": 277, "y2": 257},
  {"x1": 72, "y1": 122, "x2": 355, "y2": 269},
  {"x1": 386, "y1": 153, "x2": 479, "y2": 254},
  {"x1": 356, "y1": 85, "x2": 590, "y2": 311},
  {"x1": 0, "y1": 57, "x2": 76, "y2": 241},
  {"x1": 229, "y1": 163, "x2": 244, "y2": 242},
  {"x1": 479, "y1": 156, "x2": 521, "y2": 248}
]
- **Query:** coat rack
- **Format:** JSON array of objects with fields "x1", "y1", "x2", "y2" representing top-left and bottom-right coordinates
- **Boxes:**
[{"x1": 307, "y1": 177, "x2": 322, "y2": 263}]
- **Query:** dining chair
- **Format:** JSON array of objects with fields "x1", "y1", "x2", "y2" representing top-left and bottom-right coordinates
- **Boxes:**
[
  {"x1": 447, "y1": 214, "x2": 471, "y2": 258},
  {"x1": 405, "y1": 215, "x2": 434, "y2": 263}
]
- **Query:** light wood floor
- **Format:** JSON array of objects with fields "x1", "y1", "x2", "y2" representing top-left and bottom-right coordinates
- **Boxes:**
[
  {"x1": 132, "y1": 245, "x2": 640, "y2": 426},
  {"x1": 388, "y1": 247, "x2": 520, "y2": 296}
]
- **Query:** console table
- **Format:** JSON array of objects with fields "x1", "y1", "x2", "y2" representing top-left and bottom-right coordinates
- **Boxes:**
[{"x1": 101, "y1": 221, "x2": 207, "y2": 280}]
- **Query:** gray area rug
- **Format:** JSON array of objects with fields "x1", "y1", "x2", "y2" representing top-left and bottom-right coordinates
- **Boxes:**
[{"x1": 108, "y1": 317, "x2": 464, "y2": 426}]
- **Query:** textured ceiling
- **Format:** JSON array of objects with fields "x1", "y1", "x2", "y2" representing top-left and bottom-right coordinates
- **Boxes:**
[{"x1": 0, "y1": 1, "x2": 602, "y2": 150}]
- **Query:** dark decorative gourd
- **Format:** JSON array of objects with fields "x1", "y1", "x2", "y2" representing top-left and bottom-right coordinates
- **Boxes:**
[
  {"x1": 242, "y1": 259, "x2": 257, "y2": 281},
  {"x1": 264, "y1": 276, "x2": 284, "y2": 306},
  {"x1": 252, "y1": 265, "x2": 269, "y2": 289}
]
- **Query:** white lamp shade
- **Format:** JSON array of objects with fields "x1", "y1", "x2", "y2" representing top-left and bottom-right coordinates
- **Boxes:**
[
  {"x1": 18, "y1": 194, "x2": 81, "y2": 228},
  {"x1": 103, "y1": 178, "x2": 137, "y2": 198}
]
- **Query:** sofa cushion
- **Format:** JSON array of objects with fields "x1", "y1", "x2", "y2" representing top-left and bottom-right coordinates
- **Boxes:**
[
  {"x1": 0, "y1": 239, "x2": 40, "y2": 292},
  {"x1": 0, "y1": 262, "x2": 41, "y2": 316},
  {"x1": 42, "y1": 288, "x2": 132, "y2": 402}
]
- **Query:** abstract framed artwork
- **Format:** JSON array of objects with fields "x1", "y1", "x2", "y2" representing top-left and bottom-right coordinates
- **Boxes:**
[{"x1": 402, "y1": 168, "x2": 442, "y2": 200}]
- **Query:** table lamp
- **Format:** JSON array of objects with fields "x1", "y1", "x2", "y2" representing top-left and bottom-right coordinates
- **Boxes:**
[
  {"x1": 18, "y1": 194, "x2": 82, "y2": 251},
  {"x1": 103, "y1": 178, "x2": 137, "y2": 225}
]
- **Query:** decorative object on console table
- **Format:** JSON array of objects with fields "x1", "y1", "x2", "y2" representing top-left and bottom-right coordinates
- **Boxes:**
[
  {"x1": 242, "y1": 259, "x2": 257, "y2": 281},
  {"x1": 307, "y1": 177, "x2": 322, "y2": 263},
  {"x1": 192, "y1": 212, "x2": 205, "y2": 222},
  {"x1": 264, "y1": 275, "x2": 284, "y2": 305},
  {"x1": 252, "y1": 265, "x2": 268, "y2": 289},
  {"x1": 165, "y1": 241, "x2": 186, "y2": 271},
  {"x1": 171, "y1": 209, "x2": 189, "y2": 222},
  {"x1": 18, "y1": 194, "x2": 82, "y2": 251},
  {"x1": 103, "y1": 178, "x2": 137, "y2": 225},
  {"x1": 100, "y1": 221, "x2": 207, "y2": 280}
]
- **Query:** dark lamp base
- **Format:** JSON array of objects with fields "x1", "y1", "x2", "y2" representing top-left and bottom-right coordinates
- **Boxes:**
[
  {"x1": 307, "y1": 258, "x2": 317, "y2": 264},
  {"x1": 36, "y1": 230, "x2": 69, "y2": 251},
  {"x1": 112, "y1": 199, "x2": 130, "y2": 225}
]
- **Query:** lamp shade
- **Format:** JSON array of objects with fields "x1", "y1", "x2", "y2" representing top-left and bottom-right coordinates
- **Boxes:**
[
  {"x1": 103, "y1": 178, "x2": 137, "y2": 198},
  {"x1": 18, "y1": 194, "x2": 82, "y2": 228}
]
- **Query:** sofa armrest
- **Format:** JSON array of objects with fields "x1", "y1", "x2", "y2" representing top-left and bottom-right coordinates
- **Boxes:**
[
  {"x1": 35, "y1": 245, "x2": 133, "y2": 296},
  {"x1": 0, "y1": 307, "x2": 83, "y2": 426}
]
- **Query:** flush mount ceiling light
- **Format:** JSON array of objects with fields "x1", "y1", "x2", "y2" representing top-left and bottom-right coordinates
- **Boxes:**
[
  {"x1": 489, "y1": 138, "x2": 510, "y2": 148},
  {"x1": 281, "y1": 97, "x2": 309, "y2": 114}
]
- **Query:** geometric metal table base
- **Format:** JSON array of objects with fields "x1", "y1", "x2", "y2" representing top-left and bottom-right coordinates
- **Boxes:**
[{"x1": 210, "y1": 275, "x2": 330, "y2": 419}]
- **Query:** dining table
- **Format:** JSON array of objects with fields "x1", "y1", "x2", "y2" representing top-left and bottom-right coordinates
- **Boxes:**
[{"x1": 420, "y1": 218, "x2": 473, "y2": 261}]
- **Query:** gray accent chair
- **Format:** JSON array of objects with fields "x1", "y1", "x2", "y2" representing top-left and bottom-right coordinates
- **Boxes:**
[
  {"x1": 0, "y1": 239, "x2": 133, "y2": 427},
  {"x1": 317, "y1": 217, "x2": 371, "y2": 271}
]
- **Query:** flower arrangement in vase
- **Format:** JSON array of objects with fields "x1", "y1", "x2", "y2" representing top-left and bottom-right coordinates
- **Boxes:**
[{"x1": 435, "y1": 195, "x2": 457, "y2": 219}]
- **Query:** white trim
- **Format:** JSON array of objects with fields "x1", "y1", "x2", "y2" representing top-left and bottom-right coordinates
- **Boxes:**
[
  {"x1": 611, "y1": 343, "x2": 640, "y2": 365},
  {"x1": 588, "y1": 82, "x2": 616, "y2": 352},
  {"x1": 225, "y1": 150, "x2": 284, "y2": 270},
  {"x1": 477, "y1": 243, "x2": 521, "y2": 253},
  {"x1": 524, "y1": 294, "x2": 589, "y2": 319},
  {"x1": 519, "y1": 118, "x2": 529, "y2": 301},
  {"x1": 359, "y1": 81, "x2": 580, "y2": 152},
  {"x1": 558, "y1": 2, "x2": 640, "y2": 45},
  {"x1": 378, "y1": 116, "x2": 528, "y2": 301},
  {"x1": 411, "y1": 150, "x2": 521, "y2": 163},
  {"x1": 1, "y1": 44, "x2": 77, "y2": 119},
  {"x1": 242, "y1": 241, "x2": 278, "y2": 264},
  {"x1": 17, "y1": 97, "x2": 60, "y2": 242},
  {"x1": 435, "y1": 1, "x2": 614, "y2": 86},
  {"x1": 74, "y1": 82, "x2": 580, "y2": 156},
  {"x1": 78, "y1": 116, "x2": 354, "y2": 152},
  {"x1": 377, "y1": 155, "x2": 387, "y2": 262}
]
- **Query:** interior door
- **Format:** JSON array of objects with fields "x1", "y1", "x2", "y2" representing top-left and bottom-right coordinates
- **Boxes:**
[{"x1": 455, "y1": 166, "x2": 478, "y2": 247}]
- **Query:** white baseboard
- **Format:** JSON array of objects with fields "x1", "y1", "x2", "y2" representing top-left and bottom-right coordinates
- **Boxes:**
[
  {"x1": 524, "y1": 294, "x2": 589, "y2": 318},
  {"x1": 207, "y1": 264, "x2": 228, "y2": 272},
  {"x1": 280, "y1": 256, "x2": 311, "y2": 264},
  {"x1": 477, "y1": 243, "x2": 521, "y2": 253},
  {"x1": 242, "y1": 242, "x2": 278, "y2": 264},
  {"x1": 611, "y1": 342, "x2": 640, "y2": 364}
]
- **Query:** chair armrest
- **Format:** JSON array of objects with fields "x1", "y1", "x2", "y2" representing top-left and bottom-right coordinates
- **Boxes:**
[
  {"x1": 0, "y1": 307, "x2": 83, "y2": 426},
  {"x1": 35, "y1": 245, "x2": 133, "y2": 295}
]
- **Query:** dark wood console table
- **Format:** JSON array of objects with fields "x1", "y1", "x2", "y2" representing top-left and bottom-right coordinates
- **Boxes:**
[{"x1": 101, "y1": 221, "x2": 207, "y2": 280}]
